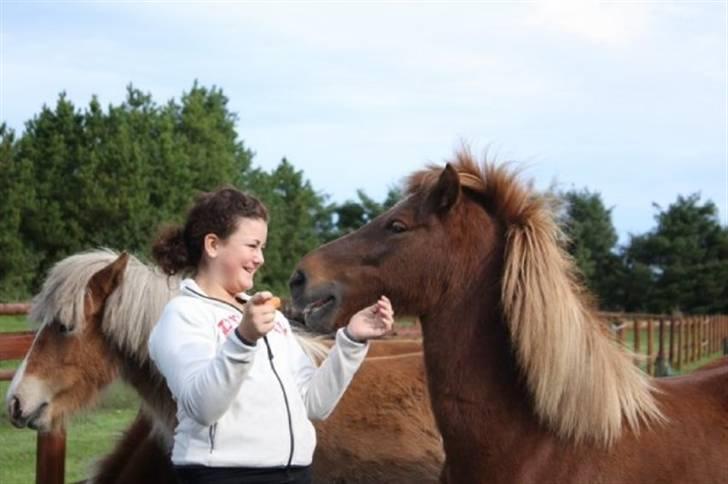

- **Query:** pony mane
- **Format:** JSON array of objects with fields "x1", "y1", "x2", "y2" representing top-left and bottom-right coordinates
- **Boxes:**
[
  {"x1": 408, "y1": 150, "x2": 664, "y2": 446},
  {"x1": 30, "y1": 249, "x2": 180, "y2": 364},
  {"x1": 30, "y1": 249, "x2": 328, "y2": 365}
]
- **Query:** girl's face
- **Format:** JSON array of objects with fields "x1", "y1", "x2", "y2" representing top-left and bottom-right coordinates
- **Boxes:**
[{"x1": 205, "y1": 217, "x2": 268, "y2": 295}]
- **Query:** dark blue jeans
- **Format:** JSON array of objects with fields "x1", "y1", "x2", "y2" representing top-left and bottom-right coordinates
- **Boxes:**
[{"x1": 173, "y1": 465, "x2": 312, "y2": 484}]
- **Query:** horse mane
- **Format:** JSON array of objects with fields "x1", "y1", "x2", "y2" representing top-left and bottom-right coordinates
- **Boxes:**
[
  {"x1": 30, "y1": 249, "x2": 328, "y2": 366},
  {"x1": 30, "y1": 249, "x2": 180, "y2": 364},
  {"x1": 408, "y1": 150, "x2": 664, "y2": 446}
]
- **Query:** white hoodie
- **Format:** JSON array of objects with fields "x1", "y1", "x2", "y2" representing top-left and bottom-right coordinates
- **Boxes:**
[{"x1": 148, "y1": 279, "x2": 368, "y2": 468}]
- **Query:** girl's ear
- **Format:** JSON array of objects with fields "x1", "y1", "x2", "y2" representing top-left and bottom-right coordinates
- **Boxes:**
[{"x1": 203, "y1": 233, "x2": 220, "y2": 259}]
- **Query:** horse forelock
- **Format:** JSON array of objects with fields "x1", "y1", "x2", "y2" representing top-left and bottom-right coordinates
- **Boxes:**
[
  {"x1": 408, "y1": 149, "x2": 664, "y2": 446},
  {"x1": 30, "y1": 249, "x2": 121, "y2": 331}
]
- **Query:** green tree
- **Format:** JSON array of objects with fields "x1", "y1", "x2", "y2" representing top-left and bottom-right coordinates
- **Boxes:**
[
  {"x1": 326, "y1": 186, "x2": 402, "y2": 241},
  {"x1": 558, "y1": 188, "x2": 623, "y2": 310},
  {"x1": 0, "y1": 124, "x2": 40, "y2": 301},
  {"x1": 623, "y1": 194, "x2": 728, "y2": 314},
  {"x1": 2, "y1": 83, "x2": 254, "y2": 296}
]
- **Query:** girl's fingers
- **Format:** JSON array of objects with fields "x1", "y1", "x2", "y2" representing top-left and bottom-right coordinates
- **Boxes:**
[{"x1": 250, "y1": 291, "x2": 274, "y2": 304}]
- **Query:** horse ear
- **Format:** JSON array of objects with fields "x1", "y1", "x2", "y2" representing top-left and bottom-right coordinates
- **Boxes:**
[
  {"x1": 87, "y1": 252, "x2": 129, "y2": 310},
  {"x1": 426, "y1": 164, "x2": 460, "y2": 214}
]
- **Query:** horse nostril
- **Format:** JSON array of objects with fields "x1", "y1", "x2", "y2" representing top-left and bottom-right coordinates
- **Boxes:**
[
  {"x1": 289, "y1": 270, "x2": 307, "y2": 292},
  {"x1": 10, "y1": 396, "x2": 22, "y2": 421}
]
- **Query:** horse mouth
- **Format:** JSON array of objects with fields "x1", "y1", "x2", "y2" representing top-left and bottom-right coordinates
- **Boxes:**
[
  {"x1": 302, "y1": 295, "x2": 338, "y2": 332},
  {"x1": 10, "y1": 401, "x2": 49, "y2": 430}
]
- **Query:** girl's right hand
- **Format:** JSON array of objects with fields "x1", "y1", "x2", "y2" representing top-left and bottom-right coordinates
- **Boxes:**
[{"x1": 237, "y1": 292, "x2": 278, "y2": 343}]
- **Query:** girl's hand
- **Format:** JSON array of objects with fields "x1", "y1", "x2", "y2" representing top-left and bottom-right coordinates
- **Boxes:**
[
  {"x1": 346, "y1": 295, "x2": 394, "y2": 342},
  {"x1": 237, "y1": 292, "x2": 278, "y2": 343}
]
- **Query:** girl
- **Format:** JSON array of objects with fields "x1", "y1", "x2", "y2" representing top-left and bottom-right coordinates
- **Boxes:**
[{"x1": 148, "y1": 187, "x2": 393, "y2": 484}]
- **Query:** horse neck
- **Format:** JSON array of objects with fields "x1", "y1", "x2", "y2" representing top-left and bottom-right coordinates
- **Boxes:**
[
  {"x1": 109, "y1": 340, "x2": 177, "y2": 432},
  {"x1": 419, "y1": 271, "x2": 548, "y2": 472}
]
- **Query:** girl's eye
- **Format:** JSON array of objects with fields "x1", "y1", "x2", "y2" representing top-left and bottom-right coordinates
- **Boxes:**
[{"x1": 387, "y1": 220, "x2": 408, "y2": 234}]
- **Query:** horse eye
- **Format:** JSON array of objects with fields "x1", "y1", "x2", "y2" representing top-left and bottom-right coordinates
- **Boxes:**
[
  {"x1": 57, "y1": 323, "x2": 71, "y2": 334},
  {"x1": 387, "y1": 220, "x2": 408, "y2": 234}
]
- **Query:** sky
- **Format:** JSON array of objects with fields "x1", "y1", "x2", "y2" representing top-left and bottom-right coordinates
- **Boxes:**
[{"x1": 1, "y1": 0, "x2": 726, "y2": 244}]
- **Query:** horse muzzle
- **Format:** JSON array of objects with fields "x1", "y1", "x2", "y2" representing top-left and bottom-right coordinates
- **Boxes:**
[{"x1": 7, "y1": 393, "x2": 50, "y2": 430}]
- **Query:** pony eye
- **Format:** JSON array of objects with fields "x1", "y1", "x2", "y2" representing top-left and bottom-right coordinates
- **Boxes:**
[
  {"x1": 57, "y1": 323, "x2": 71, "y2": 334},
  {"x1": 387, "y1": 220, "x2": 408, "y2": 234}
]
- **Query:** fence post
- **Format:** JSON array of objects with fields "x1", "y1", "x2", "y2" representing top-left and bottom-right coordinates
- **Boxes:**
[
  {"x1": 690, "y1": 317, "x2": 696, "y2": 363},
  {"x1": 667, "y1": 318, "x2": 675, "y2": 368},
  {"x1": 633, "y1": 318, "x2": 641, "y2": 368},
  {"x1": 676, "y1": 318, "x2": 683, "y2": 370},
  {"x1": 614, "y1": 319, "x2": 625, "y2": 346},
  {"x1": 655, "y1": 318, "x2": 672, "y2": 377},
  {"x1": 36, "y1": 429, "x2": 66, "y2": 484},
  {"x1": 646, "y1": 319, "x2": 654, "y2": 375}
]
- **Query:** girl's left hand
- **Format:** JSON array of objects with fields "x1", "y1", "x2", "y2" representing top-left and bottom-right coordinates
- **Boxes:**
[{"x1": 346, "y1": 296, "x2": 394, "y2": 342}]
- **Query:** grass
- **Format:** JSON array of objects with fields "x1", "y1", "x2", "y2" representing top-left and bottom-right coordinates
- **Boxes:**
[
  {"x1": 0, "y1": 378, "x2": 140, "y2": 484},
  {"x1": 0, "y1": 315, "x2": 31, "y2": 333}
]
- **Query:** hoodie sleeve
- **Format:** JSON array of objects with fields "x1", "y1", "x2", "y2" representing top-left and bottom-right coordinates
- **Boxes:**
[
  {"x1": 286, "y1": 318, "x2": 369, "y2": 421},
  {"x1": 148, "y1": 298, "x2": 257, "y2": 426}
]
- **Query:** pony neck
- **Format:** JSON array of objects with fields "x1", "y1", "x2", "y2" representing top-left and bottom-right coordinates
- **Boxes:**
[{"x1": 419, "y1": 274, "x2": 549, "y2": 476}]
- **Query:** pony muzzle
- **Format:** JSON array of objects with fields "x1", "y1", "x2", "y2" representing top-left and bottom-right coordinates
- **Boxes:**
[{"x1": 7, "y1": 393, "x2": 50, "y2": 430}]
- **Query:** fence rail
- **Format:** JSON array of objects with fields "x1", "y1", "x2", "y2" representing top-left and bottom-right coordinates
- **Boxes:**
[
  {"x1": 605, "y1": 314, "x2": 728, "y2": 375},
  {"x1": 1, "y1": 307, "x2": 727, "y2": 483}
]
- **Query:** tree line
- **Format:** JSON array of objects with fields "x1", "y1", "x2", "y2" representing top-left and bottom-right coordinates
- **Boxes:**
[{"x1": 1, "y1": 84, "x2": 726, "y2": 313}]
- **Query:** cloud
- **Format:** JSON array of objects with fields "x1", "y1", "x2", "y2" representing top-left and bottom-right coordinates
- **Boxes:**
[{"x1": 525, "y1": 0, "x2": 653, "y2": 47}]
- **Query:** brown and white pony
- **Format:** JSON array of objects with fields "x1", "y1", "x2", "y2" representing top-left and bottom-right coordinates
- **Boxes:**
[
  {"x1": 5, "y1": 250, "x2": 442, "y2": 483},
  {"x1": 290, "y1": 151, "x2": 728, "y2": 483}
]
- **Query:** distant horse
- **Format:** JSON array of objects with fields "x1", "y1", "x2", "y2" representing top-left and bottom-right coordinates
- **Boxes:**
[
  {"x1": 290, "y1": 150, "x2": 728, "y2": 483},
  {"x1": 5, "y1": 250, "x2": 442, "y2": 483}
]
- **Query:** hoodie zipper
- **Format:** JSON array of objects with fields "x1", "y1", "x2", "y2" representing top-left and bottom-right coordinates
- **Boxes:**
[
  {"x1": 185, "y1": 287, "x2": 295, "y2": 465},
  {"x1": 209, "y1": 423, "x2": 217, "y2": 453},
  {"x1": 264, "y1": 336, "x2": 295, "y2": 467}
]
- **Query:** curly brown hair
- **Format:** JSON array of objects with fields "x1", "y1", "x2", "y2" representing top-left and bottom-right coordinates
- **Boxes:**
[{"x1": 152, "y1": 187, "x2": 268, "y2": 275}]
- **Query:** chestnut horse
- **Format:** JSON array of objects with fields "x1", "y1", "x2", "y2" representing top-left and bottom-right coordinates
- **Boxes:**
[
  {"x1": 5, "y1": 250, "x2": 441, "y2": 483},
  {"x1": 290, "y1": 151, "x2": 728, "y2": 483}
]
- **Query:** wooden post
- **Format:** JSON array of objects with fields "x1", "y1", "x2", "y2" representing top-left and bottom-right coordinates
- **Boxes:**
[
  {"x1": 668, "y1": 318, "x2": 675, "y2": 368},
  {"x1": 36, "y1": 429, "x2": 66, "y2": 484},
  {"x1": 655, "y1": 318, "x2": 671, "y2": 377},
  {"x1": 633, "y1": 319, "x2": 641, "y2": 368},
  {"x1": 676, "y1": 318, "x2": 683, "y2": 370},
  {"x1": 687, "y1": 317, "x2": 693, "y2": 364},
  {"x1": 714, "y1": 316, "x2": 719, "y2": 353},
  {"x1": 692, "y1": 317, "x2": 698, "y2": 362},
  {"x1": 646, "y1": 319, "x2": 654, "y2": 375},
  {"x1": 615, "y1": 320, "x2": 624, "y2": 346}
]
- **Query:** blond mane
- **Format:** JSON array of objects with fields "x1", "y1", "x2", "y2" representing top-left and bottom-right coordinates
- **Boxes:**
[
  {"x1": 30, "y1": 249, "x2": 180, "y2": 364},
  {"x1": 411, "y1": 150, "x2": 664, "y2": 446},
  {"x1": 30, "y1": 249, "x2": 328, "y2": 365}
]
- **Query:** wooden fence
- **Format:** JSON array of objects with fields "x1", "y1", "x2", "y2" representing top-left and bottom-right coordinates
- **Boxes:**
[
  {"x1": 604, "y1": 313, "x2": 728, "y2": 375},
  {"x1": 1, "y1": 306, "x2": 727, "y2": 483}
]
